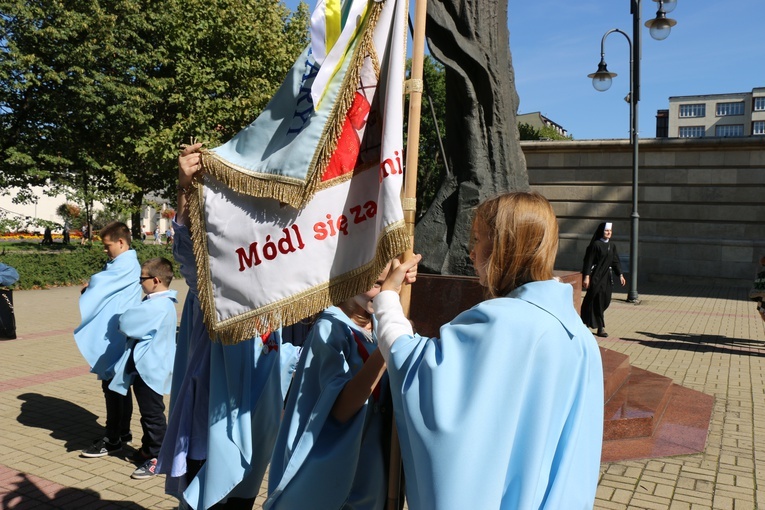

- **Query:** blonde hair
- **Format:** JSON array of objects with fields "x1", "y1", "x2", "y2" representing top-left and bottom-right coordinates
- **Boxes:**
[{"x1": 473, "y1": 191, "x2": 559, "y2": 298}]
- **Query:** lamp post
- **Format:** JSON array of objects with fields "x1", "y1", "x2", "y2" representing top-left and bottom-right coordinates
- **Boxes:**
[{"x1": 588, "y1": 0, "x2": 677, "y2": 304}]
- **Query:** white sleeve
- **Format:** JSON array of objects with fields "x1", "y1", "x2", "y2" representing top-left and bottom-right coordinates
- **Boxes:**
[{"x1": 373, "y1": 290, "x2": 414, "y2": 362}]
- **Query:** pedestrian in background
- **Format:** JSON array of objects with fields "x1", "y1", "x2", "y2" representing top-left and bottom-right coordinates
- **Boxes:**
[
  {"x1": 81, "y1": 224, "x2": 89, "y2": 245},
  {"x1": 42, "y1": 226, "x2": 53, "y2": 245},
  {"x1": 580, "y1": 221, "x2": 625, "y2": 338}
]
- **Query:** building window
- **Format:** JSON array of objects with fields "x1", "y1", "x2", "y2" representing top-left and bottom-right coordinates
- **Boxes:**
[
  {"x1": 678, "y1": 126, "x2": 705, "y2": 138},
  {"x1": 715, "y1": 124, "x2": 744, "y2": 137},
  {"x1": 754, "y1": 97, "x2": 765, "y2": 112},
  {"x1": 716, "y1": 102, "x2": 744, "y2": 116},
  {"x1": 753, "y1": 121, "x2": 765, "y2": 135},
  {"x1": 679, "y1": 103, "x2": 705, "y2": 118}
]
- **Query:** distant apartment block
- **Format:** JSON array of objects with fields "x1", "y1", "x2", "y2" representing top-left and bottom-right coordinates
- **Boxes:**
[
  {"x1": 656, "y1": 87, "x2": 765, "y2": 138},
  {"x1": 517, "y1": 112, "x2": 569, "y2": 138}
]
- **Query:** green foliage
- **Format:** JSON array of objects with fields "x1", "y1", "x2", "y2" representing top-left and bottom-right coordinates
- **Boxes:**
[
  {"x1": 0, "y1": 241, "x2": 180, "y2": 289},
  {"x1": 518, "y1": 123, "x2": 539, "y2": 140},
  {"x1": 1, "y1": 0, "x2": 310, "y2": 232},
  {"x1": 136, "y1": 0, "x2": 311, "y2": 208},
  {"x1": 55, "y1": 203, "x2": 83, "y2": 229},
  {"x1": 0, "y1": 213, "x2": 32, "y2": 234},
  {"x1": 0, "y1": 210, "x2": 59, "y2": 233},
  {"x1": 92, "y1": 207, "x2": 128, "y2": 230},
  {"x1": 518, "y1": 122, "x2": 573, "y2": 141},
  {"x1": 406, "y1": 56, "x2": 447, "y2": 220}
]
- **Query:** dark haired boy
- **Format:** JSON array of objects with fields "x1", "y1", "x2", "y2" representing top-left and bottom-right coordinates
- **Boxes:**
[
  {"x1": 75, "y1": 222, "x2": 141, "y2": 458},
  {"x1": 109, "y1": 257, "x2": 178, "y2": 479}
]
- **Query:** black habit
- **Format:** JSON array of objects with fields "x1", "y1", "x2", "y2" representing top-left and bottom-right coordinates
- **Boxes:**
[{"x1": 581, "y1": 236, "x2": 623, "y2": 331}]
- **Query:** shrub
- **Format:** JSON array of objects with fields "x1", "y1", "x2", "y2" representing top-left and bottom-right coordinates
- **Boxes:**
[{"x1": 0, "y1": 241, "x2": 181, "y2": 290}]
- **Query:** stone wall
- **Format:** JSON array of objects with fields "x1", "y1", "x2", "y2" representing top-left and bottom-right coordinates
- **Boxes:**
[{"x1": 523, "y1": 137, "x2": 765, "y2": 287}]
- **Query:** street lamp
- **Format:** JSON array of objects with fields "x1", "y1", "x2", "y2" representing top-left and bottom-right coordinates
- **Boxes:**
[{"x1": 588, "y1": 0, "x2": 677, "y2": 304}]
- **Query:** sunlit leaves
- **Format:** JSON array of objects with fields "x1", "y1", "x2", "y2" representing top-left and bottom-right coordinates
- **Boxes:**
[{"x1": 1, "y1": 0, "x2": 309, "y2": 231}]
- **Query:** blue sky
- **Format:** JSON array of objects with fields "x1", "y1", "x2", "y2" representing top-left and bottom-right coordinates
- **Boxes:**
[
  {"x1": 286, "y1": 0, "x2": 764, "y2": 140},
  {"x1": 508, "y1": 0, "x2": 765, "y2": 139}
]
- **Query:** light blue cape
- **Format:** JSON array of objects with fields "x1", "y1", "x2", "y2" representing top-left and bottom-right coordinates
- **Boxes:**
[
  {"x1": 159, "y1": 223, "x2": 302, "y2": 510},
  {"x1": 74, "y1": 250, "x2": 141, "y2": 379},
  {"x1": 109, "y1": 290, "x2": 179, "y2": 396},
  {"x1": 388, "y1": 280, "x2": 604, "y2": 510},
  {"x1": 266, "y1": 307, "x2": 387, "y2": 510},
  {"x1": 0, "y1": 263, "x2": 19, "y2": 286}
]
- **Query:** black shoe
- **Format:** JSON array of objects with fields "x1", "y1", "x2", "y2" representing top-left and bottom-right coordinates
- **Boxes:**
[
  {"x1": 596, "y1": 330, "x2": 609, "y2": 338},
  {"x1": 81, "y1": 437, "x2": 122, "y2": 458},
  {"x1": 121, "y1": 433, "x2": 132, "y2": 445}
]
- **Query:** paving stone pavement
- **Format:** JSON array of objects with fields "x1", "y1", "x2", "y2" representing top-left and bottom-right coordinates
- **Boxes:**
[{"x1": 1, "y1": 280, "x2": 764, "y2": 509}]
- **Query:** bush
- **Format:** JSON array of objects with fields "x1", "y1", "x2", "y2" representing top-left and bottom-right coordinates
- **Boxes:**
[{"x1": 0, "y1": 241, "x2": 182, "y2": 290}]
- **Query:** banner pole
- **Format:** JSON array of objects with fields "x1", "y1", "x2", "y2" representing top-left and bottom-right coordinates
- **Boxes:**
[
  {"x1": 387, "y1": 0, "x2": 427, "y2": 505},
  {"x1": 400, "y1": 0, "x2": 426, "y2": 326}
]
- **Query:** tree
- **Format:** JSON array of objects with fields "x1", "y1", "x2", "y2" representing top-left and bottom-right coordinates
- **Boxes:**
[
  {"x1": 1, "y1": 0, "x2": 159, "y2": 214},
  {"x1": 517, "y1": 122, "x2": 539, "y2": 141},
  {"x1": 1, "y1": 0, "x2": 310, "y2": 236},
  {"x1": 132, "y1": 0, "x2": 310, "y2": 233},
  {"x1": 518, "y1": 122, "x2": 573, "y2": 141},
  {"x1": 56, "y1": 203, "x2": 82, "y2": 229}
]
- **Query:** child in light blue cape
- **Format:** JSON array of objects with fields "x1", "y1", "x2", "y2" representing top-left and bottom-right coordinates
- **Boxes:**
[
  {"x1": 109, "y1": 258, "x2": 178, "y2": 398},
  {"x1": 109, "y1": 257, "x2": 178, "y2": 479},
  {"x1": 374, "y1": 192, "x2": 604, "y2": 510},
  {"x1": 74, "y1": 226, "x2": 141, "y2": 380},
  {"x1": 158, "y1": 146, "x2": 305, "y2": 509},
  {"x1": 266, "y1": 259, "x2": 417, "y2": 510},
  {"x1": 76, "y1": 222, "x2": 141, "y2": 458}
]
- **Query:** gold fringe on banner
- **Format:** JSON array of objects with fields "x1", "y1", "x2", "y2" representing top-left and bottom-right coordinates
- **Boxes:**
[
  {"x1": 199, "y1": 1, "x2": 384, "y2": 211},
  {"x1": 186, "y1": 178, "x2": 219, "y2": 340},
  {"x1": 189, "y1": 179, "x2": 410, "y2": 344}
]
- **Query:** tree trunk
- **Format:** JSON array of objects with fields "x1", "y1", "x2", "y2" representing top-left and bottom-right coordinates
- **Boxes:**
[
  {"x1": 414, "y1": 0, "x2": 529, "y2": 275},
  {"x1": 131, "y1": 192, "x2": 144, "y2": 240}
]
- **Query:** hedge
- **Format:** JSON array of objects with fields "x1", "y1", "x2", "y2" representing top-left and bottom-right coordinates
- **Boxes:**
[{"x1": 0, "y1": 241, "x2": 181, "y2": 290}]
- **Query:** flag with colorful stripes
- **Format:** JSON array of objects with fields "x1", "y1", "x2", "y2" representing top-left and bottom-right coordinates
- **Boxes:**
[{"x1": 188, "y1": 0, "x2": 409, "y2": 343}]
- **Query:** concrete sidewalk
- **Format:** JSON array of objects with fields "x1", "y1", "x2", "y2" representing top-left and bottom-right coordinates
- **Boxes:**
[{"x1": 1, "y1": 280, "x2": 764, "y2": 509}]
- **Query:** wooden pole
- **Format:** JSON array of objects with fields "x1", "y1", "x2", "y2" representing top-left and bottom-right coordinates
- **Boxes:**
[
  {"x1": 400, "y1": 0, "x2": 427, "y2": 316},
  {"x1": 386, "y1": 0, "x2": 427, "y2": 506}
]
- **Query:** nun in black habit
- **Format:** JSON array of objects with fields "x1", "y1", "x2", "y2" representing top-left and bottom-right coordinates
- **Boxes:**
[{"x1": 581, "y1": 222, "x2": 625, "y2": 337}]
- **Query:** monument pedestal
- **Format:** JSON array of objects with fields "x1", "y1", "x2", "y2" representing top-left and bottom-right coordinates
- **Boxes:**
[{"x1": 409, "y1": 272, "x2": 713, "y2": 462}]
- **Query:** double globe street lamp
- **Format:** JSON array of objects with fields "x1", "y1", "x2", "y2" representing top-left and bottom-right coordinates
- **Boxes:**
[{"x1": 588, "y1": 0, "x2": 677, "y2": 304}]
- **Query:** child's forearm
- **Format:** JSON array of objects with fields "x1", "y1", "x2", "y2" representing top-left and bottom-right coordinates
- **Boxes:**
[
  {"x1": 331, "y1": 349, "x2": 386, "y2": 424},
  {"x1": 372, "y1": 290, "x2": 414, "y2": 362}
]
